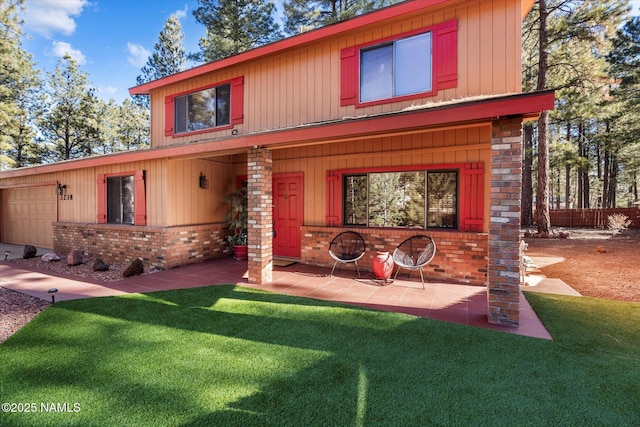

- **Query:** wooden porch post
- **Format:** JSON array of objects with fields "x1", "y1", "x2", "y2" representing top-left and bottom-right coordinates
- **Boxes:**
[
  {"x1": 247, "y1": 146, "x2": 273, "y2": 284},
  {"x1": 488, "y1": 117, "x2": 523, "y2": 326}
]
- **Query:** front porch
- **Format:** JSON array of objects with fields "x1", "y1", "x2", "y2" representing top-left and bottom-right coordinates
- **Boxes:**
[{"x1": 0, "y1": 256, "x2": 550, "y2": 339}]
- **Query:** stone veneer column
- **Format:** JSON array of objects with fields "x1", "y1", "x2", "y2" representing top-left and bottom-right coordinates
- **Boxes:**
[
  {"x1": 488, "y1": 117, "x2": 523, "y2": 326},
  {"x1": 247, "y1": 147, "x2": 273, "y2": 284}
]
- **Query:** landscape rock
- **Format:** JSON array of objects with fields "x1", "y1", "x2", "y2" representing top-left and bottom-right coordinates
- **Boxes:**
[
  {"x1": 41, "y1": 253, "x2": 60, "y2": 263},
  {"x1": 23, "y1": 245, "x2": 37, "y2": 259},
  {"x1": 123, "y1": 258, "x2": 144, "y2": 278},
  {"x1": 93, "y1": 258, "x2": 110, "y2": 272},
  {"x1": 67, "y1": 249, "x2": 84, "y2": 266}
]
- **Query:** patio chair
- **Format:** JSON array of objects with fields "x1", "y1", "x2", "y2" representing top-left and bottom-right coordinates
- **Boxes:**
[
  {"x1": 329, "y1": 231, "x2": 366, "y2": 277},
  {"x1": 392, "y1": 235, "x2": 436, "y2": 288}
]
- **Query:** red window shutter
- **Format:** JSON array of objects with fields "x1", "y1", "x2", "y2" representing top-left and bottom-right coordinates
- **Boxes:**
[
  {"x1": 97, "y1": 174, "x2": 107, "y2": 224},
  {"x1": 433, "y1": 20, "x2": 458, "y2": 90},
  {"x1": 231, "y1": 76, "x2": 244, "y2": 124},
  {"x1": 133, "y1": 170, "x2": 147, "y2": 226},
  {"x1": 460, "y1": 162, "x2": 484, "y2": 232},
  {"x1": 164, "y1": 95, "x2": 174, "y2": 136},
  {"x1": 326, "y1": 171, "x2": 340, "y2": 226},
  {"x1": 340, "y1": 47, "x2": 358, "y2": 106}
]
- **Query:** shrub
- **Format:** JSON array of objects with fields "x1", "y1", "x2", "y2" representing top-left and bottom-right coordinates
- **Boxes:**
[{"x1": 607, "y1": 213, "x2": 632, "y2": 236}]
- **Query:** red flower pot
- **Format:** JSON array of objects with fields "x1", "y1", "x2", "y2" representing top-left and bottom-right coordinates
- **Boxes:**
[
  {"x1": 372, "y1": 251, "x2": 394, "y2": 279},
  {"x1": 233, "y1": 244, "x2": 248, "y2": 260}
]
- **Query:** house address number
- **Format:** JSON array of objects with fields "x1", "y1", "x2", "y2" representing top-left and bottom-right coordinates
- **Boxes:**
[{"x1": 59, "y1": 194, "x2": 73, "y2": 201}]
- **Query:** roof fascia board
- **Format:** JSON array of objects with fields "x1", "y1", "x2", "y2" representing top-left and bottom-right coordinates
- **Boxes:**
[{"x1": 129, "y1": 0, "x2": 450, "y2": 95}]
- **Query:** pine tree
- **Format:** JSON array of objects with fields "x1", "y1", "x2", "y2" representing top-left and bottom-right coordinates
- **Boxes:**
[
  {"x1": 4, "y1": 50, "x2": 44, "y2": 167},
  {"x1": 39, "y1": 55, "x2": 100, "y2": 162},
  {"x1": 193, "y1": 0, "x2": 283, "y2": 62},
  {"x1": 135, "y1": 15, "x2": 187, "y2": 109},
  {"x1": 283, "y1": 0, "x2": 397, "y2": 35},
  {"x1": 522, "y1": 0, "x2": 628, "y2": 232}
]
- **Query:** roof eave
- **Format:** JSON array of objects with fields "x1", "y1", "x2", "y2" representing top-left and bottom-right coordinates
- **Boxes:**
[{"x1": 129, "y1": 0, "x2": 451, "y2": 96}]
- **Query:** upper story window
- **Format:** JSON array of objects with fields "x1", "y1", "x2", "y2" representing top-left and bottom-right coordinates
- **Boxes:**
[
  {"x1": 340, "y1": 20, "x2": 457, "y2": 108},
  {"x1": 164, "y1": 76, "x2": 244, "y2": 137},
  {"x1": 174, "y1": 84, "x2": 230, "y2": 134},
  {"x1": 360, "y1": 32, "x2": 432, "y2": 103}
]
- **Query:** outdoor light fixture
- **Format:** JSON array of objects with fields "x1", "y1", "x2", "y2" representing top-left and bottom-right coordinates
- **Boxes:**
[
  {"x1": 48, "y1": 288, "x2": 58, "y2": 303},
  {"x1": 199, "y1": 173, "x2": 209, "y2": 189},
  {"x1": 4, "y1": 251, "x2": 9, "y2": 260},
  {"x1": 56, "y1": 183, "x2": 67, "y2": 196}
]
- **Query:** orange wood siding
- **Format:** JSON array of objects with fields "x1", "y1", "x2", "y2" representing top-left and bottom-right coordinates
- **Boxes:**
[{"x1": 149, "y1": 0, "x2": 522, "y2": 149}]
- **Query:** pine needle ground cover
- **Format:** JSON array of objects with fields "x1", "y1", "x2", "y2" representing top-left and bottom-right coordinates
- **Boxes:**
[{"x1": 1, "y1": 285, "x2": 638, "y2": 426}]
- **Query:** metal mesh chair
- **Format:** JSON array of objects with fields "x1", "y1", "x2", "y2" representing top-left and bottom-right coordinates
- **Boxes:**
[
  {"x1": 329, "y1": 231, "x2": 366, "y2": 277},
  {"x1": 392, "y1": 235, "x2": 436, "y2": 288}
]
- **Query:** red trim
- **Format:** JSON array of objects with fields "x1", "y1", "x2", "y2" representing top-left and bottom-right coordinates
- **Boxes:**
[
  {"x1": 341, "y1": 19, "x2": 458, "y2": 108},
  {"x1": 460, "y1": 162, "x2": 484, "y2": 232},
  {"x1": 130, "y1": 0, "x2": 451, "y2": 95},
  {"x1": 0, "y1": 91, "x2": 555, "y2": 179},
  {"x1": 231, "y1": 76, "x2": 244, "y2": 124},
  {"x1": 329, "y1": 162, "x2": 483, "y2": 230},
  {"x1": 340, "y1": 47, "x2": 358, "y2": 106},
  {"x1": 133, "y1": 170, "x2": 146, "y2": 226},
  {"x1": 325, "y1": 171, "x2": 340, "y2": 226},
  {"x1": 97, "y1": 174, "x2": 106, "y2": 223},
  {"x1": 164, "y1": 96, "x2": 174, "y2": 136},
  {"x1": 433, "y1": 19, "x2": 458, "y2": 90}
]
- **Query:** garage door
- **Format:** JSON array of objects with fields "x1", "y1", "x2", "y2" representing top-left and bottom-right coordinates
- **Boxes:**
[{"x1": 2, "y1": 186, "x2": 56, "y2": 248}]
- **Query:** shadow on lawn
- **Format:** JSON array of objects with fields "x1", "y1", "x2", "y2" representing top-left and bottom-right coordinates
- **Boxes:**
[
  {"x1": 3, "y1": 285, "x2": 639, "y2": 426},
  {"x1": 25, "y1": 285, "x2": 524, "y2": 425}
]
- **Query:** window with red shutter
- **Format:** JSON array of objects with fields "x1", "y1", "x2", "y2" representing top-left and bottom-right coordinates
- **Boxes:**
[
  {"x1": 164, "y1": 76, "x2": 244, "y2": 137},
  {"x1": 340, "y1": 20, "x2": 457, "y2": 108}
]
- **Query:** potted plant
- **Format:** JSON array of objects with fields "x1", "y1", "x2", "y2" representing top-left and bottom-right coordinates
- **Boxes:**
[{"x1": 223, "y1": 186, "x2": 248, "y2": 260}]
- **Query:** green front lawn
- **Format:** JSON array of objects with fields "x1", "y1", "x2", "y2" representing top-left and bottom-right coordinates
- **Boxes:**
[{"x1": 1, "y1": 285, "x2": 638, "y2": 426}]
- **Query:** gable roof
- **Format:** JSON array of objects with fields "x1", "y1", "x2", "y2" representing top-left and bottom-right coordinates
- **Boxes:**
[{"x1": 130, "y1": 0, "x2": 455, "y2": 95}]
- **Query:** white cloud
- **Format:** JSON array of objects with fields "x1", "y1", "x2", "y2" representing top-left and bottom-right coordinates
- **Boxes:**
[
  {"x1": 51, "y1": 41, "x2": 87, "y2": 65},
  {"x1": 173, "y1": 5, "x2": 189, "y2": 20},
  {"x1": 127, "y1": 43, "x2": 150, "y2": 68},
  {"x1": 24, "y1": 0, "x2": 88, "y2": 38},
  {"x1": 99, "y1": 85, "x2": 118, "y2": 95}
]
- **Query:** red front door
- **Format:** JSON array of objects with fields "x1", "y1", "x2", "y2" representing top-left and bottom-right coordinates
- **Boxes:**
[{"x1": 273, "y1": 174, "x2": 303, "y2": 258}]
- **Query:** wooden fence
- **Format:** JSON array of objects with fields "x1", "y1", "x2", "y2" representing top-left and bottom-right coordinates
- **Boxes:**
[{"x1": 549, "y1": 208, "x2": 640, "y2": 229}]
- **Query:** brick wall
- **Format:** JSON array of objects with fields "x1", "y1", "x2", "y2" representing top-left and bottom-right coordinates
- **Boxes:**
[
  {"x1": 246, "y1": 147, "x2": 273, "y2": 284},
  {"x1": 301, "y1": 226, "x2": 488, "y2": 286},
  {"x1": 53, "y1": 222, "x2": 229, "y2": 270},
  {"x1": 487, "y1": 117, "x2": 523, "y2": 326}
]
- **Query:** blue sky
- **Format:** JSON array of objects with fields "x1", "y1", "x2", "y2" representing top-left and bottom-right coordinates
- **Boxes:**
[
  {"x1": 21, "y1": 0, "x2": 285, "y2": 103},
  {"x1": 20, "y1": 0, "x2": 640, "y2": 104}
]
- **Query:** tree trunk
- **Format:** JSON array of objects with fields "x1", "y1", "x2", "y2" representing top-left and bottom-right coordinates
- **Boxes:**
[
  {"x1": 536, "y1": 111, "x2": 551, "y2": 234},
  {"x1": 535, "y1": 0, "x2": 551, "y2": 234},
  {"x1": 521, "y1": 123, "x2": 534, "y2": 226},
  {"x1": 577, "y1": 122, "x2": 584, "y2": 208},
  {"x1": 565, "y1": 121, "x2": 571, "y2": 208},
  {"x1": 603, "y1": 148, "x2": 610, "y2": 208}
]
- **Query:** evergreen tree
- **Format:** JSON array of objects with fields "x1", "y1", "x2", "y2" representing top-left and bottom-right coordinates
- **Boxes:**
[
  {"x1": 522, "y1": 0, "x2": 628, "y2": 231},
  {"x1": 193, "y1": 0, "x2": 283, "y2": 62},
  {"x1": 283, "y1": 0, "x2": 397, "y2": 35},
  {"x1": 39, "y1": 55, "x2": 100, "y2": 161},
  {"x1": 135, "y1": 15, "x2": 187, "y2": 109},
  {"x1": 606, "y1": 16, "x2": 640, "y2": 206},
  {"x1": 4, "y1": 50, "x2": 44, "y2": 167}
]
